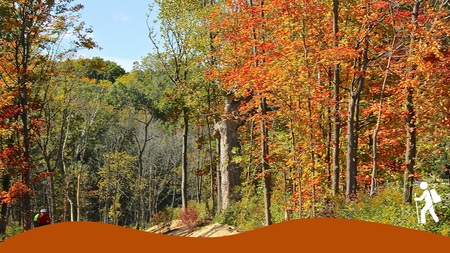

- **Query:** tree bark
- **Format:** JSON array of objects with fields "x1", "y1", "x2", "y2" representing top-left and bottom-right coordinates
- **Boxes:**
[
  {"x1": 371, "y1": 50, "x2": 392, "y2": 196},
  {"x1": 289, "y1": 117, "x2": 302, "y2": 218},
  {"x1": 346, "y1": 86, "x2": 360, "y2": 196},
  {"x1": 216, "y1": 138, "x2": 222, "y2": 214},
  {"x1": 403, "y1": 0, "x2": 420, "y2": 204},
  {"x1": 48, "y1": 165, "x2": 56, "y2": 223},
  {"x1": 76, "y1": 174, "x2": 81, "y2": 221},
  {"x1": 20, "y1": 85, "x2": 32, "y2": 230},
  {"x1": 214, "y1": 118, "x2": 241, "y2": 210},
  {"x1": 134, "y1": 114, "x2": 152, "y2": 230},
  {"x1": 206, "y1": 116, "x2": 215, "y2": 217},
  {"x1": 332, "y1": 0, "x2": 341, "y2": 196},
  {"x1": 307, "y1": 87, "x2": 316, "y2": 217},
  {"x1": 260, "y1": 97, "x2": 272, "y2": 226},
  {"x1": 326, "y1": 106, "x2": 332, "y2": 183},
  {"x1": 213, "y1": 91, "x2": 244, "y2": 211},
  {"x1": 181, "y1": 107, "x2": 188, "y2": 209},
  {"x1": 404, "y1": 87, "x2": 416, "y2": 203},
  {"x1": 346, "y1": 37, "x2": 369, "y2": 197}
]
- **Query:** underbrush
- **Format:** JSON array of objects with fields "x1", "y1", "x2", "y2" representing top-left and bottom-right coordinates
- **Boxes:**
[
  {"x1": 330, "y1": 183, "x2": 450, "y2": 236},
  {"x1": 211, "y1": 183, "x2": 450, "y2": 236},
  {"x1": 153, "y1": 183, "x2": 450, "y2": 236},
  {"x1": 151, "y1": 206, "x2": 174, "y2": 232},
  {"x1": 169, "y1": 200, "x2": 210, "y2": 232},
  {"x1": 1, "y1": 221, "x2": 24, "y2": 241}
]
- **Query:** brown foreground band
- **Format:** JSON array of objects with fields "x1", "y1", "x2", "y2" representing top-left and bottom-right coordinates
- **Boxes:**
[{"x1": 1, "y1": 218, "x2": 448, "y2": 253}]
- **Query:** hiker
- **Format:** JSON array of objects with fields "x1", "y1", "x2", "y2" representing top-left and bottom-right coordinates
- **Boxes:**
[
  {"x1": 33, "y1": 212, "x2": 40, "y2": 228},
  {"x1": 414, "y1": 182, "x2": 439, "y2": 224},
  {"x1": 37, "y1": 209, "x2": 51, "y2": 227}
]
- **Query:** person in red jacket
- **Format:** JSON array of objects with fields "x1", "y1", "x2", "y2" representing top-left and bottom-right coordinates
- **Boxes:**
[{"x1": 37, "y1": 209, "x2": 51, "y2": 226}]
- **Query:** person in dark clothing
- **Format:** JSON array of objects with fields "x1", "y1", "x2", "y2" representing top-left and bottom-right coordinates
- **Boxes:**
[{"x1": 37, "y1": 209, "x2": 51, "y2": 226}]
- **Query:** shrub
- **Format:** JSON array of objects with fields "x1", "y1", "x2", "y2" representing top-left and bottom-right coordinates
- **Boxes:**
[
  {"x1": 235, "y1": 196, "x2": 265, "y2": 230},
  {"x1": 179, "y1": 206, "x2": 200, "y2": 232},
  {"x1": 212, "y1": 196, "x2": 265, "y2": 230},
  {"x1": 213, "y1": 205, "x2": 240, "y2": 227},
  {"x1": 333, "y1": 184, "x2": 415, "y2": 226},
  {"x1": 172, "y1": 207, "x2": 182, "y2": 222},
  {"x1": 151, "y1": 207, "x2": 173, "y2": 232},
  {"x1": 187, "y1": 200, "x2": 210, "y2": 222}
]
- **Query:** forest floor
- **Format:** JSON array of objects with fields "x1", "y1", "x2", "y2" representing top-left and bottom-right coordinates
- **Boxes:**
[{"x1": 146, "y1": 220, "x2": 241, "y2": 237}]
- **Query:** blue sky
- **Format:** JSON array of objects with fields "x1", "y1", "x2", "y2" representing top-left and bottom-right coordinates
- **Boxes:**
[{"x1": 74, "y1": 0, "x2": 158, "y2": 72}]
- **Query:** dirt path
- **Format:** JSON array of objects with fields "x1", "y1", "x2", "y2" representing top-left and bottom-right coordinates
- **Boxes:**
[{"x1": 146, "y1": 220, "x2": 241, "y2": 237}]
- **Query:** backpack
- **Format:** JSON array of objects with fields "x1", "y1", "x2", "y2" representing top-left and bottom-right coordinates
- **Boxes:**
[{"x1": 430, "y1": 189, "x2": 441, "y2": 203}]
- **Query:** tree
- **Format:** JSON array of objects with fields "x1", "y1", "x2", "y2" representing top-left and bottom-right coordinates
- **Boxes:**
[
  {"x1": 213, "y1": 91, "x2": 248, "y2": 211},
  {"x1": 0, "y1": 0, "x2": 96, "y2": 230},
  {"x1": 148, "y1": 0, "x2": 206, "y2": 210},
  {"x1": 402, "y1": 0, "x2": 421, "y2": 204},
  {"x1": 332, "y1": 0, "x2": 341, "y2": 196},
  {"x1": 83, "y1": 57, "x2": 126, "y2": 83},
  {"x1": 98, "y1": 151, "x2": 136, "y2": 225}
]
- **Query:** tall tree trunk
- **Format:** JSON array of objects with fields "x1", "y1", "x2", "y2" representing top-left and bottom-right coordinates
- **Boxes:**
[
  {"x1": 113, "y1": 183, "x2": 118, "y2": 225},
  {"x1": 213, "y1": 91, "x2": 245, "y2": 211},
  {"x1": 196, "y1": 134, "x2": 202, "y2": 204},
  {"x1": 134, "y1": 114, "x2": 152, "y2": 230},
  {"x1": 260, "y1": 98, "x2": 272, "y2": 226},
  {"x1": 332, "y1": 0, "x2": 341, "y2": 196},
  {"x1": 171, "y1": 168, "x2": 176, "y2": 208},
  {"x1": 353, "y1": 97, "x2": 360, "y2": 192},
  {"x1": 181, "y1": 107, "x2": 188, "y2": 209},
  {"x1": 206, "y1": 116, "x2": 215, "y2": 217},
  {"x1": 326, "y1": 106, "x2": 332, "y2": 183},
  {"x1": 19, "y1": 83, "x2": 32, "y2": 230},
  {"x1": 346, "y1": 88, "x2": 359, "y2": 196},
  {"x1": 148, "y1": 165, "x2": 154, "y2": 223},
  {"x1": 371, "y1": 50, "x2": 392, "y2": 196},
  {"x1": 214, "y1": 118, "x2": 241, "y2": 210},
  {"x1": 249, "y1": 0, "x2": 271, "y2": 225},
  {"x1": 38, "y1": 131, "x2": 57, "y2": 223},
  {"x1": 17, "y1": 4, "x2": 34, "y2": 230},
  {"x1": 48, "y1": 167, "x2": 56, "y2": 223},
  {"x1": 136, "y1": 178, "x2": 143, "y2": 228},
  {"x1": 216, "y1": 138, "x2": 222, "y2": 214},
  {"x1": 75, "y1": 107, "x2": 97, "y2": 222},
  {"x1": 38, "y1": 99, "x2": 63, "y2": 223},
  {"x1": 307, "y1": 87, "x2": 316, "y2": 217},
  {"x1": 76, "y1": 173, "x2": 81, "y2": 221},
  {"x1": 289, "y1": 117, "x2": 302, "y2": 218},
  {"x1": 68, "y1": 197, "x2": 74, "y2": 222},
  {"x1": 205, "y1": 0, "x2": 217, "y2": 217},
  {"x1": 61, "y1": 116, "x2": 70, "y2": 222},
  {"x1": 404, "y1": 87, "x2": 416, "y2": 203},
  {"x1": 53, "y1": 108, "x2": 69, "y2": 222},
  {"x1": 346, "y1": 37, "x2": 369, "y2": 197},
  {"x1": 403, "y1": 0, "x2": 420, "y2": 204},
  {"x1": 246, "y1": 120, "x2": 255, "y2": 197}
]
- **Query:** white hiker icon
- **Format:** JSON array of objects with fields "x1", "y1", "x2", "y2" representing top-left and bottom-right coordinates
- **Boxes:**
[{"x1": 414, "y1": 182, "x2": 440, "y2": 224}]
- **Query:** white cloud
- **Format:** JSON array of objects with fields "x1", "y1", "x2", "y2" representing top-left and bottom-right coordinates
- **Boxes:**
[{"x1": 113, "y1": 12, "x2": 131, "y2": 23}]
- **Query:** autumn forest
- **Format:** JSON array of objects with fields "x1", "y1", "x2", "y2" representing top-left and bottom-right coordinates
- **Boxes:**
[{"x1": 1, "y1": 0, "x2": 450, "y2": 238}]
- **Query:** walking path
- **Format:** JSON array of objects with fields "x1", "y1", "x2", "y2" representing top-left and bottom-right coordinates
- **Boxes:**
[{"x1": 146, "y1": 220, "x2": 240, "y2": 237}]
